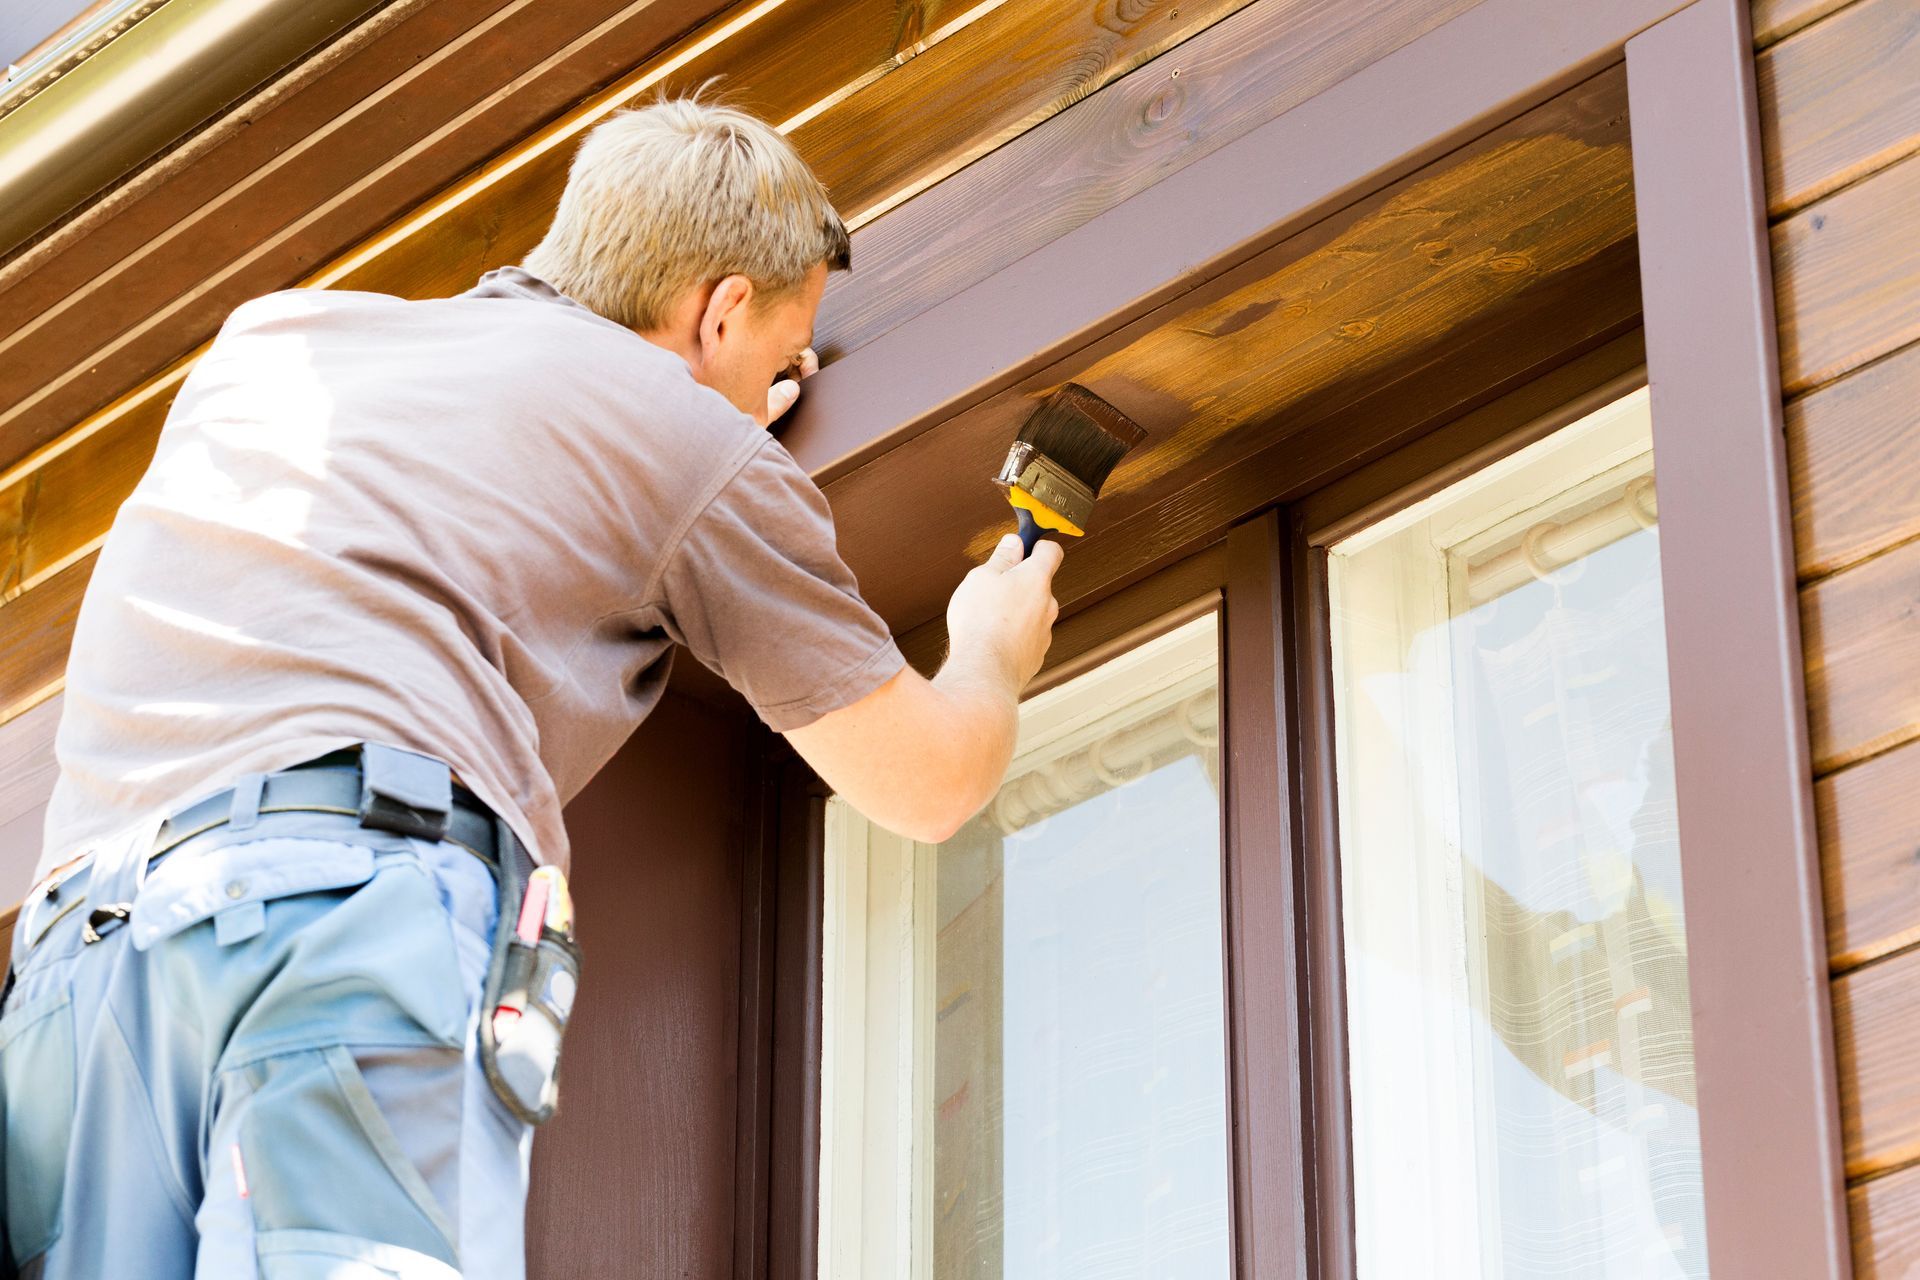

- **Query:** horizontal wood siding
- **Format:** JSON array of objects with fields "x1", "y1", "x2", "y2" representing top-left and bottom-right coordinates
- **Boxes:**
[{"x1": 1756, "y1": 0, "x2": 1920, "y2": 1268}]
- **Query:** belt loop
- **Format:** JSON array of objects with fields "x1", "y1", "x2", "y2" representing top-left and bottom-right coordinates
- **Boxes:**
[
  {"x1": 229, "y1": 772, "x2": 266, "y2": 831},
  {"x1": 358, "y1": 743, "x2": 452, "y2": 842}
]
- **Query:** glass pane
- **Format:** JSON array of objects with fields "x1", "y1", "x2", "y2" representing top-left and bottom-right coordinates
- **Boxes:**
[
  {"x1": 1328, "y1": 388, "x2": 1707, "y2": 1278},
  {"x1": 821, "y1": 614, "x2": 1231, "y2": 1279}
]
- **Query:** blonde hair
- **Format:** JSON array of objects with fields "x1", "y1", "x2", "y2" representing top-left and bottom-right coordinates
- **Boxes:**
[{"x1": 523, "y1": 95, "x2": 851, "y2": 330}]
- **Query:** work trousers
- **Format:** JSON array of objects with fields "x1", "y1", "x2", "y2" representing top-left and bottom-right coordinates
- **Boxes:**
[{"x1": 0, "y1": 812, "x2": 534, "y2": 1278}]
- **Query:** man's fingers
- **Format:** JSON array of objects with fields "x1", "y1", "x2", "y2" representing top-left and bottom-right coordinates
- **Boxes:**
[
  {"x1": 1021, "y1": 538, "x2": 1065, "y2": 580},
  {"x1": 796, "y1": 347, "x2": 820, "y2": 379},
  {"x1": 984, "y1": 532, "x2": 1026, "y2": 571},
  {"x1": 766, "y1": 378, "x2": 801, "y2": 425}
]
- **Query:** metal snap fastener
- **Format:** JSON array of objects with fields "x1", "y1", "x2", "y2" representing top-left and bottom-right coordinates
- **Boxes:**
[{"x1": 225, "y1": 880, "x2": 247, "y2": 900}]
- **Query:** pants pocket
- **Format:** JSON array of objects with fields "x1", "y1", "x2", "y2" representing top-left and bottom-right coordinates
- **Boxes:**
[
  {"x1": 0, "y1": 988, "x2": 76, "y2": 1267},
  {"x1": 256, "y1": 1228, "x2": 463, "y2": 1278},
  {"x1": 236, "y1": 1045, "x2": 462, "y2": 1270}
]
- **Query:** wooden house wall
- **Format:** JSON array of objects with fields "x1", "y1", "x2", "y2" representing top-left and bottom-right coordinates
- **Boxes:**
[{"x1": 1752, "y1": 0, "x2": 1920, "y2": 1272}]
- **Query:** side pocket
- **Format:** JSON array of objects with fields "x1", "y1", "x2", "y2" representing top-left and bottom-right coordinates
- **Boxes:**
[
  {"x1": 0, "y1": 989, "x2": 76, "y2": 1267},
  {"x1": 479, "y1": 932, "x2": 581, "y2": 1126}
]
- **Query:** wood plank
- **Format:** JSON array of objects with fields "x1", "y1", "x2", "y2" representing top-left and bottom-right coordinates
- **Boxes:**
[
  {"x1": 0, "y1": 554, "x2": 88, "y2": 726},
  {"x1": 811, "y1": 0, "x2": 1484, "y2": 362},
  {"x1": 1801, "y1": 536, "x2": 1920, "y2": 774},
  {"x1": 1773, "y1": 148, "x2": 1920, "y2": 395},
  {"x1": 1753, "y1": 0, "x2": 1861, "y2": 48},
  {"x1": 785, "y1": 0, "x2": 1258, "y2": 226},
  {"x1": 823, "y1": 73, "x2": 1636, "y2": 632},
  {"x1": 325, "y1": 0, "x2": 1257, "y2": 309},
  {"x1": 1789, "y1": 338, "x2": 1920, "y2": 582},
  {"x1": 1757, "y1": 0, "x2": 1920, "y2": 217},
  {"x1": 1850, "y1": 1160, "x2": 1920, "y2": 1278},
  {"x1": 0, "y1": 0, "x2": 1274, "y2": 619},
  {"x1": 1831, "y1": 945, "x2": 1920, "y2": 1177},
  {"x1": 0, "y1": 0, "x2": 751, "y2": 467},
  {"x1": 1820, "y1": 737, "x2": 1920, "y2": 973}
]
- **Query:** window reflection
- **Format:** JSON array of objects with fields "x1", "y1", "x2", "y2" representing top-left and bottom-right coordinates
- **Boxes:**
[
  {"x1": 822, "y1": 615, "x2": 1231, "y2": 1279},
  {"x1": 1329, "y1": 388, "x2": 1708, "y2": 1278}
]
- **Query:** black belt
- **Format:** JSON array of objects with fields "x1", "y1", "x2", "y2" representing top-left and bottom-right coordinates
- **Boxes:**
[{"x1": 152, "y1": 747, "x2": 503, "y2": 870}]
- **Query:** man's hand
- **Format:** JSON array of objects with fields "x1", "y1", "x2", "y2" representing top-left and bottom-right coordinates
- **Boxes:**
[
  {"x1": 945, "y1": 532, "x2": 1063, "y2": 693},
  {"x1": 781, "y1": 529, "x2": 1064, "y2": 844},
  {"x1": 765, "y1": 347, "x2": 819, "y2": 426}
]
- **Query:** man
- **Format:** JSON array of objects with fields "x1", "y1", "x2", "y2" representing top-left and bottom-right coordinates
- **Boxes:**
[{"x1": 0, "y1": 98, "x2": 1061, "y2": 1277}]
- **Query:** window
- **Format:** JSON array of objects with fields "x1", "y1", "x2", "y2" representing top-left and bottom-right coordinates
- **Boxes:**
[
  {"x1": 819, "y1": 614, "x2": 1231, "y2": 1278},
  {"x1": 1326, "y1": 387, "x2": 1707, "y2": 1276}
]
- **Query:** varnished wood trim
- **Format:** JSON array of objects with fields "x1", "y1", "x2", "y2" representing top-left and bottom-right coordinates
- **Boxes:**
[
  {"x1": 1848, "y1": 1157, "x2": 1920, "y2": 1278},
  {"x1": 1773, "y1": 148, "x2": 1920, "y2": 396},
  {"x1": 1789, "y1": 339, "x2": 1920, "y2": 583},
  {"x1": 1834, "y1": 946, "x2": 1920, "y2": 1179},
  {"x1": 1629, "y1": 0, "x2": 1851, "y2": 1269},
  {"x1": 0, "y1": 552, "x2": 88, "y2": 725},
  {"x1": 1753, "y1": 0, "x2": 1861, "y2": 49},
  {"x1": 1819, "y1": 738, "x2": 1920, "y2": 974},
  {"x1": 780, "y1": 0, "x2": 1690, "y2": 486},
  {"x1": 1802, "y1": 536, "x2": 1920, "y2": 774},
  {"x1": 1757, "y1": 0, "x2": 1920, "y2": 218}
]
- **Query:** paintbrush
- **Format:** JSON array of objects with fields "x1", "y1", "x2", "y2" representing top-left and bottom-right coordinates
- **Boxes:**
[{"x1": 993, "y1": 383, "x2": 1147, "y2": 558}]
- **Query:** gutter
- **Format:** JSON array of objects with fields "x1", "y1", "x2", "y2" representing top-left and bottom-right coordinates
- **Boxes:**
[{"x1": 0, "y1": 0, "x2": 387, "y2": 262}]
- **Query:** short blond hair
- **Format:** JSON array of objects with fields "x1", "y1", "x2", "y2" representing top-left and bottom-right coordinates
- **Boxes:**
[{"x1": 524, "y1": 96, "x2": 850, "y2": 330}]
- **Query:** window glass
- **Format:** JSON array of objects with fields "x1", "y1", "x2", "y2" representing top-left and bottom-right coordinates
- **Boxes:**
[
  {"x1": 1328, "y1": 387, "x2": 1707, "y2": 1277},
  {"x1": 821, "y1": 613, "x2": 1230, "y2": 1278}
]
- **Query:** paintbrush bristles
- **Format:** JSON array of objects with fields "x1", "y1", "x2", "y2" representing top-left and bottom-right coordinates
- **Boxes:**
[{"x1": 1014, "y1": 384, "x2": 1147, "y2": 496}]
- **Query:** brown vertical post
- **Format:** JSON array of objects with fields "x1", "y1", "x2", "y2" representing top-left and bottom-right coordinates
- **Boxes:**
[
  {"x1": 1628, "y1": 1, "x2": 1852, "y2": 1274},
  {"x1": 1222, "y1": 511, "x2": 1313, "y2": 1277}
]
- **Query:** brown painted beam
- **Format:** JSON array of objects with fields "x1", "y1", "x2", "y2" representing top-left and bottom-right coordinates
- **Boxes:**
[
  {"x1": 1628, "y1": 0, "x2": 1852, "y2": 1271},
  {"x1": 779, "y1": 0, "x2": 1690, "y2": 486}
]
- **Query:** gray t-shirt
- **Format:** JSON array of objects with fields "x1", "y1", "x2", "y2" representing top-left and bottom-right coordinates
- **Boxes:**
[{"x1": 39, "y1": 266, "x2": 905, "y2": 881}]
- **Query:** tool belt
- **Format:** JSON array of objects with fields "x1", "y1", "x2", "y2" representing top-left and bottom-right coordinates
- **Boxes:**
[{"x1": 65, "y1": 742, "x2": 580, "y2": 1127}]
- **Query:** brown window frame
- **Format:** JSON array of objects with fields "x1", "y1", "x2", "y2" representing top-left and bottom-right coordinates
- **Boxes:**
[{"x1": 768, "y1": 0, "x2": 1848, "y2": 1275}]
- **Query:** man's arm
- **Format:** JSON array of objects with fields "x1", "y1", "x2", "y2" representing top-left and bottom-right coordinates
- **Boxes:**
[{"x1": 785, "y1": 532, "x2": 1062, "y2": 843}]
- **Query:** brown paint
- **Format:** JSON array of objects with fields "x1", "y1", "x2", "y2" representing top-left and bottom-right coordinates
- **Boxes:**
[
  {"x1": 781, "y1": 0, "x2": 1688, "y2": 486},
  {"x1": 1221, "y1": 513, "x2": 1313, "y2": 1277},
  {"x1": 1629, "y1": 0, "x2": 1852, "y2": 1271},
  {"x1": 526, "y1": 691, "x2": 760, "y2": 1278}
]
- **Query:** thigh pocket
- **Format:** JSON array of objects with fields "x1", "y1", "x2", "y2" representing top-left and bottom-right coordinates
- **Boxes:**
[
  {"x1": 237, "y1": 1045, "x2": 463, "y2": 1272},
  {"x1": 256, "y1": 1229, "x2": 463, "y2": 1279},
  {"x1": 0, "y1": 988, "x2": 76, "y2": 1266}
]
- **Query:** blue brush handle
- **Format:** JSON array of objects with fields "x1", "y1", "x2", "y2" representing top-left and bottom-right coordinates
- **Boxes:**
[{"x1": 1015, "y1": 507, "x2": 1044, "y2": 558}]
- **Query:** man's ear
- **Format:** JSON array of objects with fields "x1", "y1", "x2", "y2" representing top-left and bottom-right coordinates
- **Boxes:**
[{"x1": 698, "y1": 274, "x2": 755, "y2": 360}]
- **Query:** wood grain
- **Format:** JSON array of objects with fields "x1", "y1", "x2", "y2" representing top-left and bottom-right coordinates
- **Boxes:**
[
  {"x1": 0, "y1": 0, "x2": 1283, "y2": 632},
  {"x1": 0, "y1": 0, "x2": 746, "y2": 466},
  {"x1": 811, "y1": 0, "x2": 1482, "y2": 360},
  {"x1": 1801, "y1": 536, "x2": 1920, "y2": 774},
  {"x1": 0, "y1": 554, "x2": 89, "y2": 726},
  {"x1": 328, "y1": 0, "x2": 1257, "y2": 305},
  {"x1": 1850, "y1": 1160, "x2": 1920, "y2": 1278},
  {"x1": 1831, "y1": 945, "x2": 1920, "y2": 1178},
  {"x1": 786, "y1": 0, "x2": 1257, "y2": 225},
  {"x1": 1753, "y1": 0, "x2": 1860, "y2": 48},
  {"x1": 1788, "y1": 338, "x2": 1920, "y2": 582},
  {"x1": 825, "y1": 72, "x2": 1635, "y2": 632},
  {"x1": 1773, "y1": 148, "x2": 1920, "y2": 395},
  {"x1": 1820, "y1": 737, "x2": 1920, "y2": 973},
  {"x1": 0, "y1": 696, "x2": 62, "y2": 833},
  {"x1": 1757, "y1": 0, "x2": 1920, "y2": 217}
]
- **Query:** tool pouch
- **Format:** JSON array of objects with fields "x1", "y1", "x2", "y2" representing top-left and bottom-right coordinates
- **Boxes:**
[{"x1": 477, "y1": 818, "x2": 580, "y2": 1126}]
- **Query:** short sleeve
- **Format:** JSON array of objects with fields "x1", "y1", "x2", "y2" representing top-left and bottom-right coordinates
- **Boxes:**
[{"x1": 653, "y1": 437, "x2": 906, "y2": 731}]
